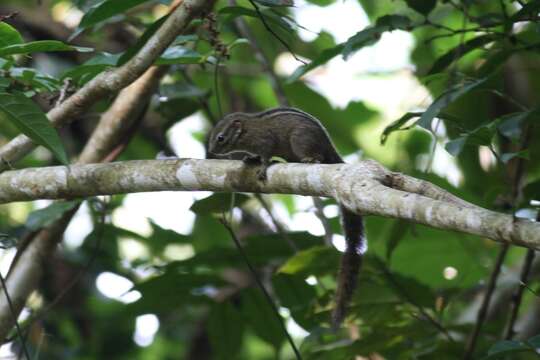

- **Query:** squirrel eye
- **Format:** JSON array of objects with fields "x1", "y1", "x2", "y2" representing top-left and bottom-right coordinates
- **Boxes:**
[{"x1": 217, "y1": 134, "x2": 225, "y2": 143}]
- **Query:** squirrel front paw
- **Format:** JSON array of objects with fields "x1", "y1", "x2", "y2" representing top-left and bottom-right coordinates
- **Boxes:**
[
  {"x1": 256, "y1": 167, "x2": 268, "y2": 182},
  {"x1": 243, "y1": 155, "x2": 262, "y2": 165}
]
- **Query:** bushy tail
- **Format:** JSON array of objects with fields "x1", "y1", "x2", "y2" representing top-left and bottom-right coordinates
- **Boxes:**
[{"x1": 332, "y1": 206, "x2": 365, "y2": 328}]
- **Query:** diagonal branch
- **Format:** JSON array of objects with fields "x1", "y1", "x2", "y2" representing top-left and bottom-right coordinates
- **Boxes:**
[
  {"x1": 0, "y1": 159, "x2": 538, "y2": 249},
  {"x1": 0, "y1": 65, "x2": 169, "y2": 342},
  {"x1": 0, "y1": 0, "x2": 210, "y2": 172}
]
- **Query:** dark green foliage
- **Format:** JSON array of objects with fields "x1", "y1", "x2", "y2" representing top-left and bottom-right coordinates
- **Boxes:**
[
  {"x1": 1, "y1": 0, "x2": 540, "y2": 359},
  {"x1": 0, "y1": 91, "x2": 69, "y2": 164}
]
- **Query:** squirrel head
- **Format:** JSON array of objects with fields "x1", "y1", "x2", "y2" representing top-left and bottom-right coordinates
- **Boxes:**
[{"x1": 208, "y1": 112, "x2": 247, "y2": 156}]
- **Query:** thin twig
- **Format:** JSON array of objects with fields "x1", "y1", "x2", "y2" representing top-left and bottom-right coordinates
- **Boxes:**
[
  {"x1": 214, "y1": 56, "x2": 223, "y2": 119},
  {"x1": 463, "y1": 244, "x2": 509, "y2": 360},
  {"x1": 425, "y1": 28, "x2": 503, "y2": 44},
  {"x1": 504, "y1": 249, "x2": 536, "y2": 339},
  {"x1": 423, "y1": 18, "x2": 454, "y2": 32},
  {"x1": 246, "y1": 0, "x2": 306, "y2": 65},
  {"x1": 54, "y1": 78, "x2": 72, "y2": 108},
  {"x1": 230, "y1": 0, "x2": 289, "y2": 106},
  {"x1": 424, "y1": 118, "x2": 441, "y2": 173},
  {"x1": 0, "y1": 273, "x2": 30, "y2": 359},
  {"x1": 488, "y1": 90, "x2": 529, "y2": 112},
  {"x1": 220, "y1": 217, "x2": 302, "y2": 360}
]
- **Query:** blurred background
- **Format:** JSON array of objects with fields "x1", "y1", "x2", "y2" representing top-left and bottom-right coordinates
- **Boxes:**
[{"x1": 0, "y1": 0, "x2": 539, "y2": 358}]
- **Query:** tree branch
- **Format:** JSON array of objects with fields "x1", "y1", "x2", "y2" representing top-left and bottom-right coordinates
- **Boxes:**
[
  {"x1": 0, "y1": 0, "x2": 210, "y2": 171},
  {"x1": 0, "y1": 65, "x2": 169, "y2": 342},
  {"x1": 0, "y1": 159, "x2": 538, "y2": 249}
]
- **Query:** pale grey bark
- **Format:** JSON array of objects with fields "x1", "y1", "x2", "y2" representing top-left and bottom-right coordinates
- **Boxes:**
[{"x1": 0, "y1": 158, "x2": 538, "y2": 249}]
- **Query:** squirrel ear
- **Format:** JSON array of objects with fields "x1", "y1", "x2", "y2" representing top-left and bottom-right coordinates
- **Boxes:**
[{"x1": 232, "y1": 119, "x2": 242, "y2": 128}]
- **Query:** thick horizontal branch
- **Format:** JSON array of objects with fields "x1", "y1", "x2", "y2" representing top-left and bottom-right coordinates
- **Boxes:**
[{"x1": 0, "y1": 159, "x2": 538, "y2": 249}]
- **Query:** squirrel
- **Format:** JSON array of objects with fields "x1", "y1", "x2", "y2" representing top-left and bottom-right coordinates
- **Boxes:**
[{"x1": 208, "y1": 107, "x2": 366, "y2": 327}]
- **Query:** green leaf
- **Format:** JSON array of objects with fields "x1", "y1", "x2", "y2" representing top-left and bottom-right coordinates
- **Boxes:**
[
  {"x1": 484, "y1": 339, "x2": 536, "y2": 359},
  {"x1": 166, "y1": 231, "x2": 320, "y2": 273},
  {"x1": 3, "y1": 66, "x2": 61, "y2": 92},
  {"x1": 342, "y1": 27, "x2": 381, "y2": 60},
  {"x1": 418, "y1": 77, "x2": 489, "y2": 130},
  {"x1": 272, "y1": 273, "x2": 316, "y2": 312},
  {"x1": 145, "y1": 221, "x2": 192, "y2": 254},
  {"x1": 500, "y1": 150, "x2": 529, "y2": 164},
  {"x1": 0, "y1": 92, "x2": 69, "y2": 164},
  {"x1": 0, "y1": 22, "x2": 23, "y2": 48},
  {"x1": 382, "y1": 111, "x2": 461, "y2": 144},
  {"x1": 78, "y1": 0, "x2": 150, "y2": 31},
  {"x1": 155, "y1": 98, "x2": 200, "y2": 122},
  {"x1": 445, "y1": 107, "x2": 538, "y2": 157},
  {"x1": 342, "y1": 15, "x2": 412, "y2": 59},
  {"x1": 279, "y1": 246, "x2": 339, "y2": 277},
  {"x1": 375, "y1": 14, "x2": 412, "y2": 29},
  {"x1": 62, "y1": 52, "x2": 119, "y2": 85},
  {"x1": 190, "y1": 193, "x2": 251, "y2": 214},
  {"x1": 444, "y1": 137, "x2": 467, "y2": 156},
  {"x1": 385, "y1": 224, "x2": 493, "y2": 288},
  {"x1": 404, "y1": 0, "x2": 436, "y2": 15},
  {"x1": 129, "y1": 272, "x2": 224, "y2": 314},
  {"x1": 380, "y1": 112, "x2": 421, "y2": 145},
  {"x1": 287, "y1": 44, "x2": 344, "y2": 83},
  {"x1": 428, "y1": 35, "x2": 499, "y2": 75},
  {"x1": 63, "y1": 64, "x2": 111, "y2": 86},
  {"x1": 305, "y1": 0, "x2": 334, "y2": 5},
  {"x1": 527, "y1": 334, "x2": 540, "y2": 348},
  {"x1": 0, "y1": 40, "x2": 93, "y2": 57},
  {"x1": 252, "y1": 0, "x2": 294, "y2": 6},
  {"x1": 208, "y1": 302, "x2": 245, "y2": 360},
  {"x1": 227, "y1": 38, "x2": 250, "y2": 51},
  {"x1": 497, "y1": 110, "x2": 536, "y2": 141},
  {"x1": 241, "y1": 288, "x2": 285, "y2": 350},
  {"x1": 382, "y1": 270, "x2": 436, "y2": 309},
  {"x1": 155, "y1": 46, "x2": 204, "y2": 65},
  {"x1": 384, "y1": 220, "x2": 410, "y2": 260},
  {"x1": 26, "y1": 201, "x2": 81, "y2": 231}
]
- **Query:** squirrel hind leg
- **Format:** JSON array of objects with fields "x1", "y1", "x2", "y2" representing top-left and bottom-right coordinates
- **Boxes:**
[{"x1": 290, "y1": 132, "x2": 326, "y2": 163}]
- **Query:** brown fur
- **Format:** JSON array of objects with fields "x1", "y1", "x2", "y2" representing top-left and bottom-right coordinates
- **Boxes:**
[{"x1": 208, "y1": 107, "x2": 365, "y2": 327}]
